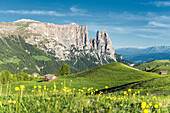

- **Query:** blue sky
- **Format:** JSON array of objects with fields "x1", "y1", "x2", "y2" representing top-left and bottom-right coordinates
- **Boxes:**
[{"x1": 0, "y1": 0, "x2": 170, "y2": 48}]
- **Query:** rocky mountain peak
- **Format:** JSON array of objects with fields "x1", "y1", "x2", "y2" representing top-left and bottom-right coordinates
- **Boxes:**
[{"x1": 0, "y1": 20, "x2": 117, "y2": 64}]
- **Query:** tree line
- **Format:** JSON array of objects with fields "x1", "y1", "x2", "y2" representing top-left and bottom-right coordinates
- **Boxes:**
[{"x1": 0, "y1": 71, "x2": 37, "y2": 85}]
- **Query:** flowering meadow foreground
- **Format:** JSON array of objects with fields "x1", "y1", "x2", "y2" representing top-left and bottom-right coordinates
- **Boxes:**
[{"x1": 0, "y1": 82, "x2": 169, "y2": 113}]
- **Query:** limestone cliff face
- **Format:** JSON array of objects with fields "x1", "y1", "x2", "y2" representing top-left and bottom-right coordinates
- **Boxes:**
[
  {"x1": 0, "y1": 19, "x2": 116, "y2": 64},
  {"x1": 90, "y1": 30, "x2": 116, "y2": 63}
]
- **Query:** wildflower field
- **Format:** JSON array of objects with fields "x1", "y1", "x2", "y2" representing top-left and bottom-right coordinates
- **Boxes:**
[
  {"x1": 0, "y1": 63, "x2": 169, "y2": 112},
  {"x1": 0, "y1": 80, "x2": 169, "y2": 113}
]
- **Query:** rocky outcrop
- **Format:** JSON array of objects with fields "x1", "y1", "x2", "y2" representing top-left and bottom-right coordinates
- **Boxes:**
[
  {"x1": 90, "y1": 30, "x2": 116, "y2": 63},
  {"x1": 0, "y1": 19, "x2": 117, "y2": 64}
]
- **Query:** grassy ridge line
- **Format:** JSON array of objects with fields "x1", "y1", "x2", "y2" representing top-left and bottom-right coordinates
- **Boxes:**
[
  {"x1": 93, "y1": 76, "x2": 169, "y2": 94},
  {"x1": 135, "y1": 60, "x2": 170, "y2": 70}
]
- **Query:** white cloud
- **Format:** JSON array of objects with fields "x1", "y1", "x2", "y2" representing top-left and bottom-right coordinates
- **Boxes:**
[
  {"x1": 153, "y1": 1, "x2": 170, "y2": 7},
  {"x1": 0, "y1": 8, "x2": 90, "y2": 17},
  {"x1": 0, "y1": 10, "x2": 65, "y2": 16},
  {"x1": 70, "y1": 6, "x2": 87, "y2": 13},
  {"x1": 70, "y1": 6, "x2": 90, "y2": 16},
  {"x1": 144, "y1": 1, "x2": 170, "y2": 7},
  {"x1": 136, "y1": 34, "x2": 160, "y2": 39},
  {"x1": 148, "y1": 21, "x2": 170, "y2": 27}
]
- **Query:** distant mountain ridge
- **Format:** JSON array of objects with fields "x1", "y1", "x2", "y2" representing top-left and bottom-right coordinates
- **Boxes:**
[
  {"x1": 116, "y1": 46, "x2": 170, "y2": 64},
  {"x1": 116, "y1": 46, "x2": 170, "y2": 56}
]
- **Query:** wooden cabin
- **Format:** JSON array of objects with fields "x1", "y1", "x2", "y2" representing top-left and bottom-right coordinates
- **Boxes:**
[
  {"x1": 42, "y1": 74, "x2": 58, "y2": 82},
  {"x1": 160, "y1": 71, "x2": 168, "y2": 75}
]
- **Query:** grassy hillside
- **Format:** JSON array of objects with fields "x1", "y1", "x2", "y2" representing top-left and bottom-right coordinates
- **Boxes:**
[
  {"x1": 134, "y1": 60, "x2": 170, "y2": 70},
  {"x1": 2, "y1": 62, "x2": 163, "y2": 94},
  {"x1": 131, "y1": 76, "x2": 170, "y2": 95},
  {"x1": 151, "y1": 65, "x2": 170, "y2": 75}
]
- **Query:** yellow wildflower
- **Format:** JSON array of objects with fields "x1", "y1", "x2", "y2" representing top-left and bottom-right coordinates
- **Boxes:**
[
  {"x1": 0, "y1": 101, "x2": 2, "y2": 106},
  {"x1": 12, "y1": 100, "x2": 16, "y2": 104},
  {"x1": 34, "y1": 85, "x2": 37, "y2": 89},
  {"x1": 8, "y1": 99, "x2": 12, "y2": 104},
  {"x1": 153, "y1": 96, "x2": 157, "y2": 99},
  {"x1": 96, "y1": 89, "x2": 98, "y2": 91},
  {"x1": 61, "y1": 83, "x2": 63, "y2": 85},
  {"x1": 83, "y1": 87, "x2": 85, "y2": 89},
  {"x1": 158, "y1": 103, "x2": 162, "y2": 106},
  {"x1": 73, "y1": 88, "x2": 75, "y2": 91},
  {"x1": 20, "y1": 85, "x2": 25, "y2": 89},
  {"x1": 138, "y1": 91, "x2": 140, "y2": 94},
  {"x1": 146, "y1": 105, "x2": 149, "y2": 108},
  {"x1": 44, "y1": 85, "x2": 46, "y2": 88},
  {"x1": 15, "y1": 87, "x2": 20, "y2": 91},
  {"x1": 66, "y1": 90, "x2": 70, "y2": 92},
  {"x1": 143, "y1": 109, "x2": 149, "y2": 113},
  {"x1": 38, "y1": 85, "x2": 42, "y2": 89},
  {"x1": 148, "y1": 103, "x2": 152, "y2": 106},
  {"x1": 128, "y1": 89, "x2": 132, "y2": 92},
  {"x1": 105, "y1": 86, "x2": 108, "y2": 89},
  {"x1": 146, "y1": 93, "x2": 149, "y2": 96},
  {"x1": 141, "y1": 102, "x2": 147, "y2": 109},
  {"x1": 154, "y1": 104, "x2": 159, "y2": 109},
  {"x1": 124, "y1": 91, "x2": 127, "y2": 95}
]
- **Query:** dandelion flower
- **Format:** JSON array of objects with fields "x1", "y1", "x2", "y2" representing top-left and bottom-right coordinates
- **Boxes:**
[
  {"x1": 8, "y1": 100, "x2": 12, "y2": 104},
  {"x1": 141, "y1": 102, "x2": 147, "y2": 109},
  {"x1": 20, "y1": 85, "x2": 25, "y2": 89},
  {"x1": 128, "y1": 89, "x2": 132, "y2": 92},
  {"x1": 34, "y1": 85, "x2": 37, "y2": 89},
  {"x1": 158, "y1": 103, "x2": 162, "y2": 106},
  {"x1": 15, "y1": 87, "x2": 20, "y2": 91},
  {"x1": 154, "y1": 104, "x2": 159, "y2": 109},
  {"x1": 143, "y1": 109, "x2": 149, "y2": 113},
  {"x1": 12, "y1": 100, "x2": 16, "y2": 104},
  {"x1": 61, "y1": 83, "x2": 63, "y2": 85},
  {"x1": 146, "y1": 105, "x2": 149, "y2": 108},
  {"x1": 124, "y1": 91, "x2": 127, "y2": 95},
  {"x1": 105, "y1": 86, "x2": 108, "y2": 89},
  {"x1": 38, "y1": 85, "x2": 42, "y2": 89},
  {"x1": 0, "y1": 101, "x2": 2, "y2": 106},
  {"x1": 148, "y1": 103, "x2": 152, "y2": 106}
]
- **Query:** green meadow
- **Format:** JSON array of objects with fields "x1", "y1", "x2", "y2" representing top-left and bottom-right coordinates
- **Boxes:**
[{"x1": 0, "y1": 62, "x2": 169, "y2": 112}]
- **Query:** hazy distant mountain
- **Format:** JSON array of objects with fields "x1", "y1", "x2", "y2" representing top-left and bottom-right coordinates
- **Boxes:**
[{"x1": 116, "y1": 46, "x2": 170, "y2": 64}]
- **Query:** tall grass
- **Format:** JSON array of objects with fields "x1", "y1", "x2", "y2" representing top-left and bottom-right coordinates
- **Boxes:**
[{"x1": 0, "y1": 81, "x2": 169, "y2": 112}]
